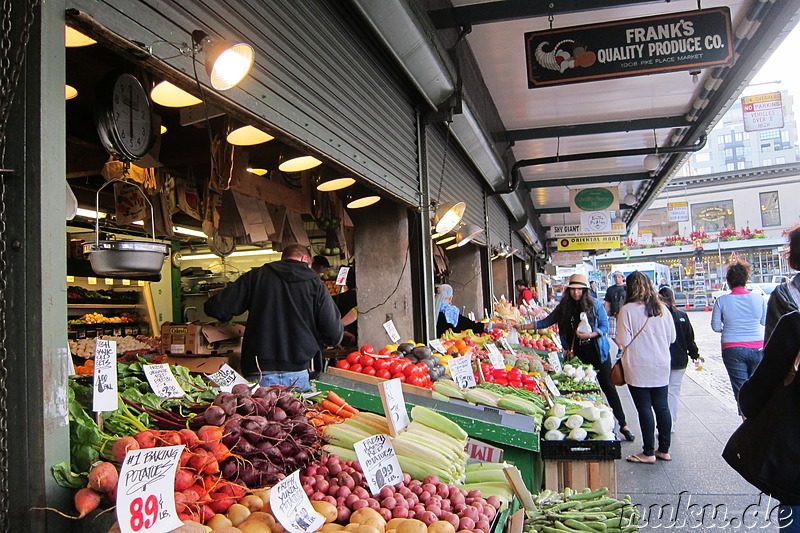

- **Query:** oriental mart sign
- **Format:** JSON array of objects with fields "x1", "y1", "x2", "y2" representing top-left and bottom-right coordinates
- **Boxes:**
[{"x1": 525, "y1": 8, "x2": 733, "y2": 87}]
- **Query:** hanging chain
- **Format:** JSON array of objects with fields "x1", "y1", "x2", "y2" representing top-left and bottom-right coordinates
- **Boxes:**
[
  {"x1": 0, "y1": 1, "x2": 40, "y2": 531},
  {"x1": 548, "y1": 4, "x2": 555, "y2": 30}
]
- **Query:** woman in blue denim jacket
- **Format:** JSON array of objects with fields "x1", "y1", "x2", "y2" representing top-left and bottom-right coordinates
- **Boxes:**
[{"x1": 519, "y1": 273, "x2": 634, "y2": 441}]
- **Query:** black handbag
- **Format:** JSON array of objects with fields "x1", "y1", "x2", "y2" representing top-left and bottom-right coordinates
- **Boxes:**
[{"x1": 722, "y1": 348, "x2": 800, "y2": 505}]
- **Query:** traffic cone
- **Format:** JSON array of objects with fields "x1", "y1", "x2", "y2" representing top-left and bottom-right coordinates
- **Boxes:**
[
  {"x1": 704, "y1": 304, "x2": 711, "y2": 312},
  {"x1": 685, "y1": 302, "x2": 692, "y2": 310}
]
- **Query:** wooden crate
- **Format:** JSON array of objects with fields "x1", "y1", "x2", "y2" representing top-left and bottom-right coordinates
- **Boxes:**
[{"x1": 544, "y1": 459, "x2": 618, "y2": 497}]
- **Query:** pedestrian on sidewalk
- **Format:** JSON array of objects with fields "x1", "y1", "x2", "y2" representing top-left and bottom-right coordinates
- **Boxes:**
[
  {"x1": 765, "y1": 224, "x2": 800, "y2": 341},
  {"x1": 617, "y1": 271, "x2": 676, "y2": 464},
  {"x1": 604, "y1": 271, "x2": 626, "y2": 350},
  {"x1": 518, "y1": 273, "x2": 635, "y2": 441},
  {"x1": 711, "y1": 260, "x2": 767, "y2": 414},
  {"x1": 658, "y1": 286, "x2": 703, "y2": 431}
]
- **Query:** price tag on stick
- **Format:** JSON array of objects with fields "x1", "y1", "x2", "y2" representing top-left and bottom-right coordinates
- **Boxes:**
[
  {"x1": 485, "y1": 343, "x2": 505, "y2": 370},
  {"x1": 429, "y1": 339, "x2": 447, "y2": 354},
  {"x1": 544, "y1": 375, "x2": 561, "y2": 397},
  {"x1": 93, "y1": 339, "x2": 118, "y2": 412},
  {"x1": 378, "y1": 378, "x2": 410, "y2": 436},
  {"x1": 383, "y1": 320, "x2": 401, "y2": 343},
  {"x1": 270, "y1": 471, "x2": 326, "y2": 533},
  {"x1": 117, "y1": 444, "x2": 184, "y2": 533},
  {"x1": 354, "y1": 434, "x2": 404, "y2": 494},
  {"x1": 143, "y1": 364, "x2": 185, "y2": 398},
  {"x1": 206, "y1": 364, "x2": 251, "y2": 393},
  {"x1": 500, "y1": 338, "x2": 517, "y2": 357},
  {"x1": 448, "y1": 354, "x2": 477, "y2": 389},
  {"x1": 547, "y1": 352, "x2": 563, "y2": 374}
]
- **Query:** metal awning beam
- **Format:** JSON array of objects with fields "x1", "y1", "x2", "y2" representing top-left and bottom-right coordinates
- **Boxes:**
[
  {"x1": 429, "y1": 0, "x2": 663, "y2": 29},
  {"x1": 525, "y1": 172, "x2": 651, "y2": 189},
  {"x1": 506, "y1": 116, "x2": 689, "y2": 142},
  {"x1": 537, "y1": 204, "x2": 633, "y2": 214}
]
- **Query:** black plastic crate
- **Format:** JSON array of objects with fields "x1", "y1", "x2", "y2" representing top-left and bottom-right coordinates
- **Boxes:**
[{"x1": 540, "y1": 439, "x2": 621, "y2": 461}]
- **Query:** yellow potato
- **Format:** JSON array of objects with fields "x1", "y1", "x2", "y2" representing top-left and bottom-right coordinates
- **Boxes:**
[
  {"x1": 396, "y1": 519, "x2": 427, "y2": 533},
  {"x1": 427, "y1": 522, "x2": 455, "y2": 533},
  {"x1": 206, "y1": 514, "x2": 234, "y2": 530},
  {"x1": 320, "y1": 524, "x2": 345, "y2": 533},
  {"x1": 386, "y1": 520, "x2": 406, "y2": 531},
  {"x1": 240, "y1": 495, "x2": 265, "y2": 513},
  {"x1": 350, "y1": 508, "x2": 384, "y2": 526},
  {"x1": 226, "y1": 504, "x2": 252, "y2": 527},
  {"x1": 311, "y1": 500, "x2": 339, "y2": 523},
  {"x1": 238, "y1": 521, "x2": 272, "y2": 533}
]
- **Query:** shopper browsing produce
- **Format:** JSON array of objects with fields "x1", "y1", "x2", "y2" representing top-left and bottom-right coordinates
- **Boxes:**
[
  {"x1": 659, "y1": 286, "x2": 702, "y2": 431},
  {"x1": 515, "y1": 279, "x2": 536, "y2": 307},
  {"x1": 711, "y1": 260, "x2": 767, "y2": 415},
  {"x1": 516, "y1": 273, "x2": 635, "y2": 442},
  {"x1": 204, "y1": 243, "x2": 343, "y2": 391},
  {"x1": 435, "y1": 284, "x2": 508, "y2": 337},
  {"x1": 617, "y1": 271, "x2": 676, "y2": 464}
]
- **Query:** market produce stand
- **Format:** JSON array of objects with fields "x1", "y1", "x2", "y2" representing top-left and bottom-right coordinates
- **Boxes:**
[{"x1": 314, "y1": 371, "x2": 543, "y2": 492}]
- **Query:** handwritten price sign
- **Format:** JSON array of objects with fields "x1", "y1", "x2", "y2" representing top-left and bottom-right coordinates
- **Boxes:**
[
  {"x1": 117, "y1": 445, "x2": 183, "y2": 533},
  {"x1": 143, "y1": 364, "x2": 185, "y2": 398},
  {"x1": 271, "y1": 471, "x2": 325, "y2": 533},
  {"x1": 378, "y1": 378, "x2": 410, "y2": 436},
  {"x1": 354, "y1": 434, "x2": 403, "y2": 494},
  {"x1": 206, "y1": 364, "x2": 251, "y2": 393},
  {"x1": 448, "y1": 355, "x2": 476, "y2": 389},
  {"x1": 485, "y1": 343, "x2": 506, "y2": 370},
  {"x1": 93, "y1": 339, "x2": 118, "y2": 412}
]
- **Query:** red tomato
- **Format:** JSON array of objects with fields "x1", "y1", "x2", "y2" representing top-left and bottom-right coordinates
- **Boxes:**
[
  {"x1": 350, "y1": 364, "x2": 363, "y2": 374},
  {"x1": 346, "y1": 352, "x2": 361, "y2": 365},
  {"x1": 402, "y1": 365, "x2": 417, "y2": 378},
  {"x1": 360, "y1": 354, "x2": 375, "y2": 367},
  {"x1": 377, "y1": 348, "x2": 391, "y2": 356},
  {"x1": 376, "y1": 368, "x2": 392, "y2": 379},
  {"x1": 373, "y1": 359, "x2": 389, "y2": 371},
  {"x1": 392, "y1": 373, "x2": 407, "y2": 383},
  {"x1": 408, "y1": 376, "x2": 426, "y2": 387},
  {"x1": 335, "y1": 359, "x2": 351, "y2": 370},
  {"x1": 360, "y1": 345, "x2": 375, "y2": 355},
  {"x1": 363, "y1": 366, "x2": 377, "y2": 376}
]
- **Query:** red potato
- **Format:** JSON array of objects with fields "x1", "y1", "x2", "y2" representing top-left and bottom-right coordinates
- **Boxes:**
[
  {"x1": 74, "y1": 487, "x2": 101, "y2": 518},
  {"x1": 88, "y1": 462, "x2": 119, "y2": 493},
  {"x1": 111, "y1": 437, "x2": 139, "y2": 463}
]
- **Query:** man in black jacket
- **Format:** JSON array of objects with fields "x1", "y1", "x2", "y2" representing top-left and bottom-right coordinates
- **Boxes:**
[{"x1": 204, "y1": 243, "x2": 343, "y2": 391}]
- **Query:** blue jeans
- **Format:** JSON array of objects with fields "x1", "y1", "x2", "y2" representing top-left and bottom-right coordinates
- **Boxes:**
[
  {"x1": 246, "y1": 370, "x2": 310, "y2": 392},
  {"x1": 628, "y1": 385, "x2": 671, "y2": 456},
  {"x1": 721, "y1": 347, "x2": 763, "y2": 414},
  {"x1": 779, "y1": 505, "x2": 800, "y2": 532}
]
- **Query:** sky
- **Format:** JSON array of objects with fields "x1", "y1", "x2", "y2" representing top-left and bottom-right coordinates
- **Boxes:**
[{"x1": 744, "y1": 22, "x2": 800, "y2": 100}]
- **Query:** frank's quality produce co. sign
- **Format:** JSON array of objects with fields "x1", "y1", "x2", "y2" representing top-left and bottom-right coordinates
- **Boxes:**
[{"x1": 525, "y1": 8, "x2": 733, "y2": 87}]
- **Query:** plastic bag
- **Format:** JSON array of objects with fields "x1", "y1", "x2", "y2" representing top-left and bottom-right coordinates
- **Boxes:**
[{"x1": 576, "y1": 312, "x2": 592, "y2": 334}]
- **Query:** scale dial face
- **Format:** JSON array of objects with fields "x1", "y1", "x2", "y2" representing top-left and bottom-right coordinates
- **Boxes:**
[
  {"x1": 209, "y1": 231, "x2": 236, "y2": 257},
  {"x1": 95, "y1": 73, "x2": 155, "y2": 161}
]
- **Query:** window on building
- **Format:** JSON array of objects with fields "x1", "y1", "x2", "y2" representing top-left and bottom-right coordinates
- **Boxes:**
[
  {"x1": 760, "y1": 130, "x2": 781, "y2": 140},
  {"x1": 761, "y1": 143, "x2": 773, "y2": 153},
  {"x1": 639, "y1": 207, "x2": 679, "y2": 238},
  {"x1": 760, "y1": 191, "x2": 781, "y2": 227},
  {"x1": 725, "y1": 148, "x2": 734, "y2": 158},
  {"x1": 734, "y1": 132, "x2": 744, "y2": 141},
  {"x1": 777, "y1": 156, "x2": 786, "y2": 164},
  {"x1": 763, "y1": 158, "x2": 773, "y2": 166},
  {"x1": 691, "y1": 200, "x2": 735, "y2": 233},
  {"x1": 734, "y1": 147, "x2": 744, "y2": 156},
  {"x1": 723, "y1": 134, "x2": 733, "y2": 143},
  {"x1": 726, "y1": 163, "x2": 736, "y2": 171}
]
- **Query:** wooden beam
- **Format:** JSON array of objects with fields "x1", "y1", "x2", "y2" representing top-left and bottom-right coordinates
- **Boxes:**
[{"x1": 230, "y1": 170, "x2": 310, "y2": 214}]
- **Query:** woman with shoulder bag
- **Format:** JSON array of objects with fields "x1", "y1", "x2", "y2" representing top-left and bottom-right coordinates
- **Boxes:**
[
  {"x1": 517, "y1": 273, "x2": 635, "y2": 441},
  {"x1": 617, "y1": 272, "x2": 676, "y2": 464}
]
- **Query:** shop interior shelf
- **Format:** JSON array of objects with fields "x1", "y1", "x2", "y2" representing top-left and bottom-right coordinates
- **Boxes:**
[{"x1": 68, "y1": 303, "x2": 140, "y2": 309}]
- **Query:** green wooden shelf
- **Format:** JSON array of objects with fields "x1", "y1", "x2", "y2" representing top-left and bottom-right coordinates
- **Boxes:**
[{"x1": 314, "y1": 372, "x2": 544, "y2": 491}]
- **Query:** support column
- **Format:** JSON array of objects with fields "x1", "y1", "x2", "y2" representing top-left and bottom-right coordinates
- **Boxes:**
[
  {"x1": 351, "y1": 203, "x2": 415, "y2": 347},
  {"x1": 4, "y1": 0, "x2": 71, "y2": 531},
  {"x1": 447, "y1": 245, "x2": 485, "y2": 319},
  {"x1": 492, "y1": 258, "x2": 511, "y2": 301}
]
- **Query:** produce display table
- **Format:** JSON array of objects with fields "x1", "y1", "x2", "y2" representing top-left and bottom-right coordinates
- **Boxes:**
[
  {"x1": 540, "y1": 440, "x2": 621, "y2": 497},
  {"x1": 314, "y1": 372, "x2": 543, "y2": 491}
]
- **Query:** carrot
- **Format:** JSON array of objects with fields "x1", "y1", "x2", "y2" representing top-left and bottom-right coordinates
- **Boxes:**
[
  {"x1": 317, "y1": 411, "x2": 344, "y2": 425},
  {"x1": 308, "y1": 416, "x2": 325, "y2": 427},
  {"x1": 320, "y1": 399, "x2": 353, "y2": 417},
  {"x1": 326, "y1": 391, "x2": 359, "y2": 414}
]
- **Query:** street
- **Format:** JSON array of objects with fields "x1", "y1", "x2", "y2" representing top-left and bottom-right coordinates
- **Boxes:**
[{"x1": 684, "y1": 310, "x2": 738, "y2": 414}]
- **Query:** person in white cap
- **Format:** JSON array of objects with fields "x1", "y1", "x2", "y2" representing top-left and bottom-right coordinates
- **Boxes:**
[{"x1": 517, "y1": 273, "x2": 634, "y2": 441}]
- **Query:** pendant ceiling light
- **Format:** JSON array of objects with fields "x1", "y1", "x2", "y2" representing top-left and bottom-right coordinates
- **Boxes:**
[
  {"x1": 65, "y1": 85, "x2": 78, "y2": 100},
  {"x1": 436, "y1": 235, "x2": 456, "y2": 245},
  {"x1": 346, "y1": 196, "x2": 380, "y2": 209},
  {"x1": 227, "y1": 125, "x2": 274, "y2": 146},
  {"x1": 433, "y1": 201, "x2": 466, "y2": 234},
  {"x1": 317, "y1": 177, "x2": 355, "y2": 192},
  {"x1": 150, "y1": 81, "x2": 202, "y2": 108},
  {"x1": 192, "y1": 30, "x2": 255, "y2": 91},
  {"x1": 455, "y1": 223, "x2": 483, "y2": 247},
  {"x1": 278, "y1": 146, "x2": 322, "y2": 172},
  {"x1": 65, "y1": 26, "x2": 96, "y2": 47},
  {"x1": 246, "y1": 167, "x2": 268, "y2": 176},
  {"x1": 160, "y1": 125, "x2": 168, "y2": 134}
]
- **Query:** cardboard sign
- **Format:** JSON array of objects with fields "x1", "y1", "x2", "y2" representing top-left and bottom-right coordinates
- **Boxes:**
[
  {"x1": 547, "y1": 352, "x2": 563, "y2": 375},
  {"x1": 485, "y1": 344, "x2": 506, "y2": 370},
  {"x1": 117, "y1": 445, "x2": 183, "y2": 533},
  {"x1": 503, "y1": 466, "x2": 538, "y2": 512},
  {"x1": 499, "y1": 338, "x2": 517, "y2": 357},
  {"x1": 550, "y1": 223, "x2": 625, "y2": 238},
  {"x1": 93, "y1": 339, "x2": 118, "y2": 412},
  {"x1": 525, "y1": 8, "x2": 733, "y2": 87},
  {"x1": 544, "y1": 375, "x2": 561, "y2": 397},
  {"x1": 143, "y1": 364, "x2": 185, "y2": 398},
  {"x1": 271, "y1": 471, "x2": 326, "y2": 533},
  {"x1": 335, "y1": 266, "x2": 350, "y2": 286},
  {"x1": 383, "y1": 320, "x2": 401, "y2": 344},
  {"x1": 206, "y1": 364, "x2": 251, "y2": 393},
  {"x1": 429, "y1": 339, "x2": 447, "y2": 354},
  {"x1": 465, "y1": 438, "x2": 504, "y2": 463},
  {"x1": 378, "y1": 378, "x2": 410, "y2": 436},
  {"x1": 448, "y1": 355, "x2": 476, "y2": 389},
  {"x1": 353, "y1": 434, "x2": 404, "y2": 494}
]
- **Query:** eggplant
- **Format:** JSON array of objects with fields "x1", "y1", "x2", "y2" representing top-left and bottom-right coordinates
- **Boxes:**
[
  {"x1": 411, "y1": 346, "x2": 433, "y2": 360},
  {"x1": 397, "y1": 342, "x2": 416, "y2": 354}
]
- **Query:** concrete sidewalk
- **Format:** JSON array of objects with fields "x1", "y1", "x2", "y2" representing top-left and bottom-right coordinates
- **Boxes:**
[{"x1": 614, "y1": 311, "x2": 781, "y2": 532}]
